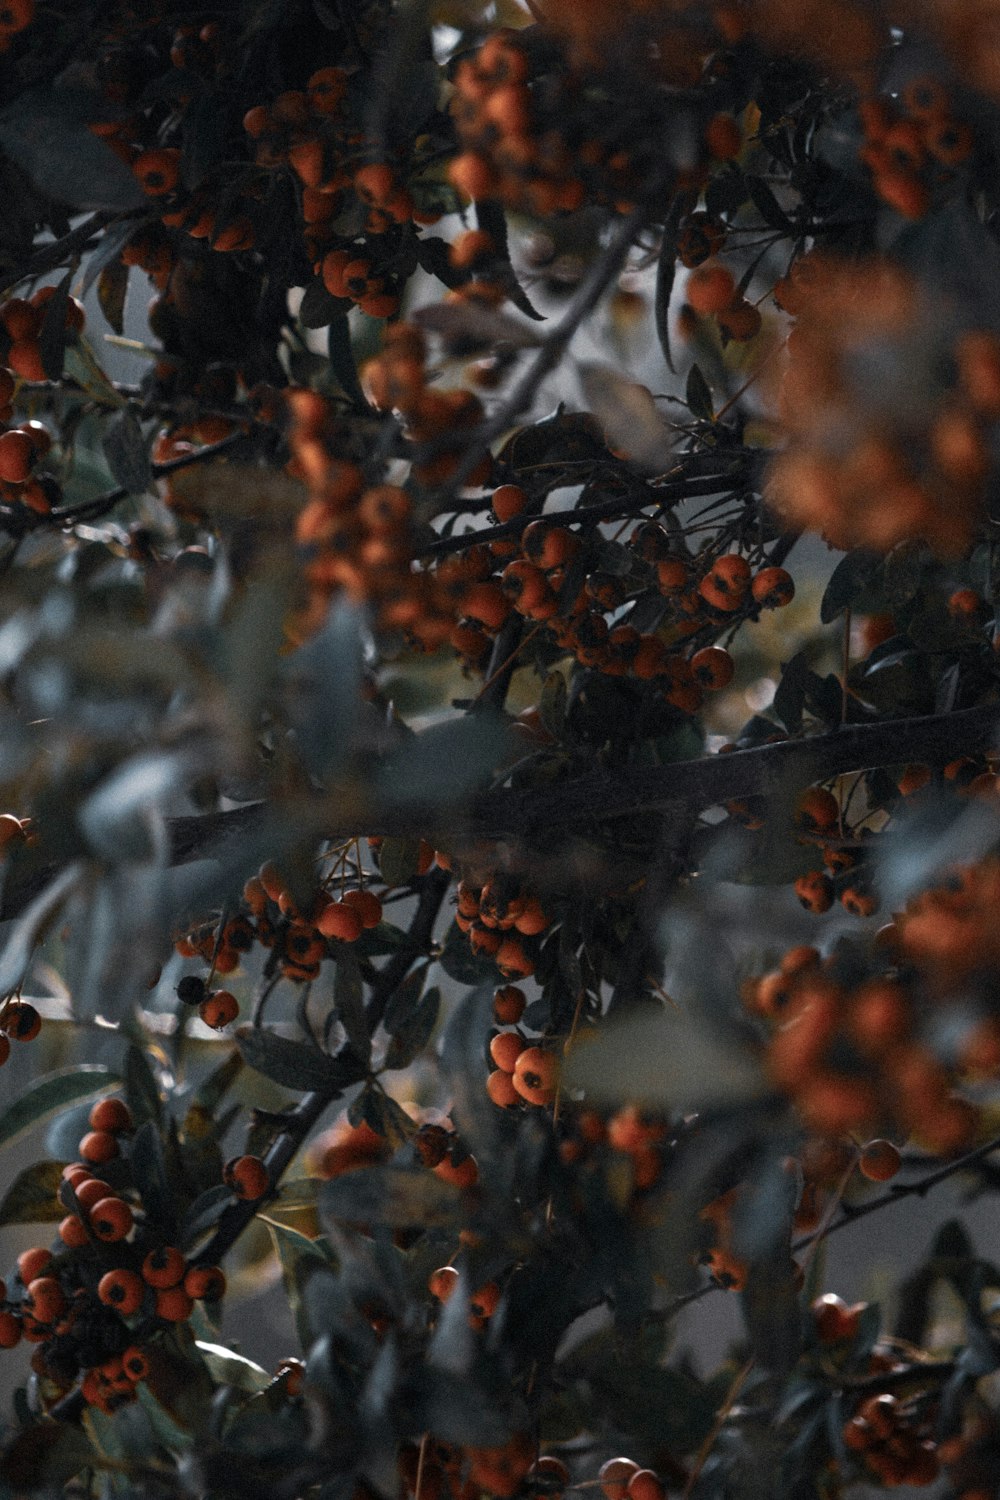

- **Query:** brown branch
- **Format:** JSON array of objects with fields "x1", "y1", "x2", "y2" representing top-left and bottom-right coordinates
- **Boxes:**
[
  {"x1": 472, "y1": 700, "x2": 1000, "y2": 840},
  {"x1": 418, "y1": 470, "x2": 747, "y2": 559},
  {"x1": 792, "y1": 1129, "x2": 1000, "y2": 1256},
  {"x1": 4, "y1": 700, "x2": 994, "y2": 923},
  {"x1": 0, "y1": 430, "x2": 253, "y2": 538}
]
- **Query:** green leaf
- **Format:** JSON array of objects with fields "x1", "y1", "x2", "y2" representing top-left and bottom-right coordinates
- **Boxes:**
[
  {"x1": 378, "y1": 838, "x2": 422, "y2": 887},
  {"x1": 131, "y1": 1119, "x2": 178, "y2": 1239},
  {"x1": 382, "y1": 965, "x2": 426, "y2": 1034},
  {"x1": 539, "y1": 670, "x2": 567, "y2": 738},
  {"x1": 0, "y1": 862, "x2": 82, "y2": 997},
  {"x1": 385, "y1": 987, "x2": 440, "y2": 1070},
  {"x1": 820, "y1": 549, "x2": 883, "y2": 623},
  {"x1": 438, "y1": 920, "x2": 498, "y2": 984},
  {"x1": 97, "y1": 256, "x2": 129, "y2": 335},
  {"x1": 0, "y1": 1064, "x2": 119, "y2": 1151},
  {"x1": 267, "y1": 1219, "x2": 336, "y2": 1350},
  {"x1": 285, "y1": 597, "x2": 363, "y2": 778},
  {"x1": 685, "y1": 363, "x2": 714, "y2": 422},
  {"x1": 38, "y1": 269, "x2": 73, "y2": 381},
  {"x1": 0, "y1": 88, "x2": 148, "y2": 210},
  {"x1": 564, "y1": 1008, "x2": 766, "y2": 1111},
  {"x1": 125, "y1": 1042, "x2": 164, "y2": 1127},
  {"x1": 741, "y1": 1256, "x2": 803, "y2": 1375},
  {"x1": 196, "y1": 1340, "x2": 271, "y2": 1394},
  {"x1": 772, "y1": 650, "x2": 810, "y2": 733},
  {"x1": 334, "y1": 950, "x2": 371, "y2": 1066},
  {"x1": 0, "y1": 1159, "x2": 67, "y2": 1225},
  {"x1": 101, "y1": 405, "x2": 152, "y2": 494},
  {"x1": 320, "y1": 1164, "x2": 461, "y2": 1230},
  {"x1": 299, "y1": 277, "x2": 351, "y2": 329},
  {"x1": 579, "y1": 364, "x2": 673, "y2": 471},
  {"x1": 746, "y1": 175, "x2": 795, "y2": 233},
  {"x1": 654, "y1": 193, "x2": 691, "y2": 374},
  {"x1": 236, "y1": 1027, "x2": 367, "y2": 1093},
  {"x1": 349, "y1": 1085, "x2": 416, "y2": 1145},
  {"x1": 327, "y1": 313, "x2": 369, "y2": 410}
]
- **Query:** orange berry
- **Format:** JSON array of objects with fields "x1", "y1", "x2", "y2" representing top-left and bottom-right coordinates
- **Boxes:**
[
  {"x1": 133, "y1": 147, "x2": 181, "y2": 196},
  {"x1": 686, "y1": 262, "x2": 736, "y2": 316},
  {"x1": 794, "y1": 871, "x2": 834, "y2": 914},
  {"x1": 7, "y1": 338, "x2": 45, "y2": 381},
  {"x1": 859, "y1": 1139, "x2": 902, "y2": 1181},
  {"x1": 90, "y1": 1197, "x2": 134, "y2": 1243},
  {"x1": 811, "y1": 1292, "x2": 862, "y2": 1344},
  {"x1": 1, "y1": 1000, "x2": 40, "y2": 1040},
  {"x1": 428, "y1": 1265, "x2": 460, "y2": 1302},
  {"x1": 626, "y1": 1471, "x2": 665, "y2": 1500},
  {"x1": 142, "y1": 1246, "x2": 186, "y2": 1289},
  {"x1": 316, "y1": 900, "x2": 364, "y2": 942},
  {"x1": 599, "y1": 1459, "x2": 641, "y2": 1500},
  {"x1": 751, "y1": 566, "x2": 794, "y2": 608},
  {"x1": 227, "y1": 1154, "x2": 269, "y2": 1200},
  {"x1": 795, "y1": 787, "x2": 840, "y2": 832},
  {"x1": 122, "y1": 1346, "x2": 150, "y2": 1382},
  {"x1": 16, "y1": 1248, "x2": 51, "y2": 1287},
  {"x1": 25, "y1": 1276, "x2": 65, "y2": 1323},
  {"x1": 489, "y1": 1031, "x2": 526, "y2": 1073},
  {"x1": 98, "y1": 1269, "x2": 145, "y2": 1316},
  {"x1": 512, "y1": 1046, "x2": 558, "y2": 1106},
  {"x1": 199, "y1": 990, "x2": 239, "y2": 1029},
  {"x1": 0, "y1": 1311, "x2": 22, "y2": 1348},
  {"x1": 89, "y1": 1097, "x2": 133, "y2": 1133},
  {"x1": 155, "y1": 1285, "x2": 195, "y2": 1322},
  {"x1": 58, "y1": 1214, "x2": 88, "y2": 1248},
  {"x1": 183, "y1": 1265, "x2": 226, "y2": 1300},
  {"x1": 341, "y1": 888, "x2": 383, "y2": 928},
  {"x1": 0, "y1": 297, "x2": 39, "y2": 340},
  {"x1": 705, "y1": 112, "x2": 741, "y2": 159},
  {"x1": 690, "y1": 645, "x2": 734, "y2": 691},
  {"x1": 493, "y1": 985, "x2": 526, "y2": 1024},
  {"x1": 79, "y1": 1129, "x2": 118, "y2": 1164},
  {"x1": 0, "y1": 429, "x2": 34, "y2": 483},
  {"x1": 486, "y1": 1069, "x2": 520, "y2": 1107}
]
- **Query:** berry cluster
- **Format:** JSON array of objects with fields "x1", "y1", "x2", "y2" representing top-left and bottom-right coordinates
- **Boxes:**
[
  {"x1": 768, "y1": 256, "x2": 1000, "y2": 555},
  {"x1": 0, "y1": 1097, "x2": 240, "y2": 1411},
  {"x1": 859, "y1": 79, "x2": 974, "y2": 221},
  {"x1": 807, "y1": 1294, "x2": 942, "y2": 1488},
  {"x1": 748, "y1": 944, "x2": 979, "y2": 1154},
  {"x1": 174, "y1": 854, "x2": 387, "y2": 994}
]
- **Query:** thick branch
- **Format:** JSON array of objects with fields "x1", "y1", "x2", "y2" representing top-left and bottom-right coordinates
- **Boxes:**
[
  {"x1": 471, "y1": 700, "x2": 1000, "y2": 839},
  {"x1": 4, "y1": 702, "x2": 996, "y2": 924}
]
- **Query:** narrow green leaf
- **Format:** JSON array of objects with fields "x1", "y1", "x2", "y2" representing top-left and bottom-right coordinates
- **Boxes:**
[
  {"x1": 334, "y1": 949, "x2": 371, "y2": 1065},
  {"x1": 96, "y1": 256, "x2": 129, "y2": 334},
  {"x1": 685, "y1": 363, "x2": 714, "y2": 422},
  {"x1": 0, "y1": 1065, "x2": 118, "y2": 1151},
  {"x1": 0, "y1": 862, "x2": 82, "y2": 998},
  {"x1": 38, "y1": 270, "x2": 73, "y2": 381}
]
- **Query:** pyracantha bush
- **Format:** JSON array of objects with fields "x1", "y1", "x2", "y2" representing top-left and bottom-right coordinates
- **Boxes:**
[{"x1": 4, "y1": 3, "x2": 1000, "y2": 1498}]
